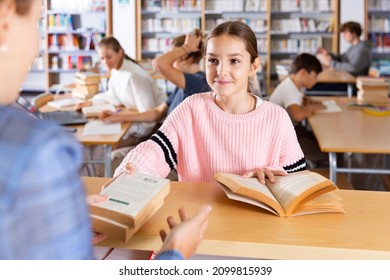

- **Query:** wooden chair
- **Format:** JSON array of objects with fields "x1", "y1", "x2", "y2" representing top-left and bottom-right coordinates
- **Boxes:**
[{"x1": 31, "y1": 92, "x2": 54, "y2": 109}]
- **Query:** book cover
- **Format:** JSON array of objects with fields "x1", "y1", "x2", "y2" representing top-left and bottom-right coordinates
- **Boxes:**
[{"x1": 90, "y1": 172, "x2": 170, "y2": 242}]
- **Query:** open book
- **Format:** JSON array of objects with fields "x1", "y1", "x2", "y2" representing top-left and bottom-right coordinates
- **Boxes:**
[
  {"x1": 81, "y1": 103, "x2": 116, "y2": 117},
  {"x1": 89, "y1": 172, "x2": 170, "y2": 242},
  {"x1": 214, "y1": 170, "x2": 345, "y2": 217}
]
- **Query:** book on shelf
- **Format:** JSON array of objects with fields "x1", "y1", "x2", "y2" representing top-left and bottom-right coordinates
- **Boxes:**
[
  {"x1": 89, "y1": 172, "x2": 170, "y2": 242},
  {"x1": 214, "y1": 170, "x2": 345, "y2": 217}
]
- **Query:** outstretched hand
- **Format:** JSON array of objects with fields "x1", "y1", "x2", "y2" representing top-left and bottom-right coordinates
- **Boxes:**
[
  {"x1": 243, "y1": 168, "x2": 286, "y2": 184},
  {"x1": 158, "y1": 205, "x2": 212, "y2": 259}
]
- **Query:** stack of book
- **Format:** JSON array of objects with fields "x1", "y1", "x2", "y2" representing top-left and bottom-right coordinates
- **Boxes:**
[
  {"x1": 72, "y1": 71, "x2": 101, "y2": 99},
  {"x1": 357, "y1": 76, "x2": 390, "y2": 106},
  {"x1": 89, "y1": 173, "x2": 170, "y2": 242}
]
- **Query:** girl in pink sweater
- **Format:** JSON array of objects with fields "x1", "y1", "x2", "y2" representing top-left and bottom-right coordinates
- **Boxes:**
[{"x1": 115, "y1": 21, "x2": 306, "y2": 183}]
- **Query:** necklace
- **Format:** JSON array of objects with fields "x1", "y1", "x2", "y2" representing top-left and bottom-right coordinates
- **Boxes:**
[{"x1": 214, "y1": 93, "x2": 255, "y2": 113}]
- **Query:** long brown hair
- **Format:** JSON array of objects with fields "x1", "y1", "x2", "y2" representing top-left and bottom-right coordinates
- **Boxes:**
[
  {"x1": 0, "y1": 0, "x2": 33, "y2": 15},
  {"x1": 98, "y1": 36, "x2": 140, "y2": 65},
  {"x1": 205, "y1": 21, "x2": 258, "y2": 63}
]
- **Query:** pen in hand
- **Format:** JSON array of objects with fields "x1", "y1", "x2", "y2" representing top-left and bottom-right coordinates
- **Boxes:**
[{"x1": 99, "y1": 108, "x2": 123, "y2": 123}]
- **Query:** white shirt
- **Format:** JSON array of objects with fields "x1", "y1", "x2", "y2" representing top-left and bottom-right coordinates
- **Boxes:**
[
  {"x1": 269, "y1": 76, "x2": 303, "y2": 110},
  {"x1": 93, "y1": 59, "x2": 167, "y2": 137}
]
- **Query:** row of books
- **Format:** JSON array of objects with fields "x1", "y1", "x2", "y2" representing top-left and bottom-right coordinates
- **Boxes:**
[
  {"x1": 368, "y1": 0, "x2": 390, "y2": 11},
  {"x1": 49, "y1": 55, "x2": 97, "y2": 71},
  {"x1": 271, "y1": 18, "x2": 333, "y2": 33},
  {"x1": 271, "y1": 0, "x2": 335, "y2": 12},
  {"x1": 49, "y1": 0, "x2": 106, "y2": 13},
  {"x1": 271, "y1": 38, "x2": 322, "y2": 54},
  {"x1": 369, "y1": 34, "x2": 390, "y2": 53},
  {"x1": 368, "y1": 17, "x2": 390, "y2": 33},
  {"x1": 141, "y1": 18, "x2": 200, "y2": 33},
  {"x1": 47, "y1": 14, "x2": 75, "y2": 32},
  {"x1": 205, "y1": 18, "x2": 267, "y2": 33},
  {"x1": 48, "y1": 33, "x2": 103, "y2": 51},
  {"x1": 142, "y1": 0, "x2": 201, "y2": 12},
  {"x1": 205, "y1": 0, "x2": 266, "y2": 12}
]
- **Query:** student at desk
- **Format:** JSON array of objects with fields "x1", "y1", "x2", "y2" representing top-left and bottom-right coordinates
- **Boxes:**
[
  {"x1": 75, "y1": 36, "x2": 167, "y2": 146},
  {"x1": 100, "y1": 30, "x2": 210, "y2": 173},
  {"x1": 0, "y1": 0, "x2": 210, "y2": 260},
  {"x1": 115, "y1": 21, "x2": 306, "y2": 183},
  {"x1": 312, "y1": 21, "x2": 371, "y2": 95},
  {"x1": 317, "y1": 21, "x2": 371, "y2": 77},
  {"x1": 269, "y1": 53, "x2": 328, "y2": 168}
]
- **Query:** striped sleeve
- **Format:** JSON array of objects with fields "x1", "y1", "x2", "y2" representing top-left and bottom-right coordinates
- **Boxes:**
[{"x1": 279, "y1": 110, "x2": 306, "y2": 173}]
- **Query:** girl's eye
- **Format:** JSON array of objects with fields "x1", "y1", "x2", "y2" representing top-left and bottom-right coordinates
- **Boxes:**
[
  {"x1": 231, "y1": 59, "x2": 240, "y2": 64},
  {"x1": 208, "y1": 58, "x2": 218, "y2": 64}
]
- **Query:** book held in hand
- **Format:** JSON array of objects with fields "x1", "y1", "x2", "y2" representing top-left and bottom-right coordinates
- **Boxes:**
[
  {"x1": 90, "y1": 172, "x2": 170, "y2": 242},
  {"x1": 214, "y1": 170, "x2": 345, "y2": 217}
]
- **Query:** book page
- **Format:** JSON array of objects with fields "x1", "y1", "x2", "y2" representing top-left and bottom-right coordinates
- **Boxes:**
[
  {"x1": 83, "y1": 120, "x2": 121, "y2": 135},
  {"x1": 95, "y1": 173, "x2": 169, "y2": 217},
  {"x1": 215, "y1": 173, "x2": 284, "y2": 216},
  {"x1": 317, "y1": 100, "x2": 342, "y2": 113},
  {"x1": 220, "y1": 185, "x2": 279, "y2": 216},
  {"x1": 82, "y1": 103, "x2": 116, "y2": 117},
  {"x1": 47, "y1": 98, "x2": 78, "y2": 108},
  {"x1": 267, "y1": 171, "x2": 332, "y2": 214}
]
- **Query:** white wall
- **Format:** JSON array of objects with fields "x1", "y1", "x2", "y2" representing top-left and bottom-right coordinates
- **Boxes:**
[
  {"x1": 340, "y1": 0, "x2": 365, "y2": 52},
  {"x1": 113, "y1": 0, "x2": 136, "y2": 58}
]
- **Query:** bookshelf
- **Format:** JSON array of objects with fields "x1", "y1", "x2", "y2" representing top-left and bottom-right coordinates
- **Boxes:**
[
  {"x1": 23, "y1": 0, "x2": 112, "y2": 93},
  {"x1": 136, "y1": 0, "x2": 340, "y2": 95},
  {"x1": 365, "y1": 0, "x2": 390, "y2": 76}
]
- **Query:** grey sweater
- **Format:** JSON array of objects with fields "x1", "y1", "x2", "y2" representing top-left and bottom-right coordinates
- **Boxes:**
[{"x1": 330, "y1": 41, "x2": 372, "y2": 76}]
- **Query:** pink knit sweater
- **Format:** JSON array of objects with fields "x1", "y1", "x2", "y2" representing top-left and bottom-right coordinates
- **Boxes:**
[{"x1": 115, "y1": 92, "x2": 306, "y2": 183}]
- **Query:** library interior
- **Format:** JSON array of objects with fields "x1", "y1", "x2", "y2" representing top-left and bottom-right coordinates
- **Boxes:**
[{"x1": 4, "y1": 0, "x2": 390, "y2": 260}]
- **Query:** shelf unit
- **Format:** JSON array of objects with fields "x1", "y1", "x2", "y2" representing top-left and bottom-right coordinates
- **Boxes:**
[
  {"x1": 364, "y1": 0, "x2": 390, "y2": 76},
  {"x1": 136, "y1": 0, "x2": 340, "y2": 95},
  {"x1": 23, "y1": 0, "x2": 112, "y2": 93}
]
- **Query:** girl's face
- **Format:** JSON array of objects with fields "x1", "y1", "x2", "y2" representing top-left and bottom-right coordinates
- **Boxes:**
[
  {"x1": 0, "y1": 0, "x2": 41, "y2": 104},
  {"x1": 98, "y1": 46, "x2": 123, "y2": 70},
  {"x1": 205, "y1": 34, "x2": 258, "y2": 99}
]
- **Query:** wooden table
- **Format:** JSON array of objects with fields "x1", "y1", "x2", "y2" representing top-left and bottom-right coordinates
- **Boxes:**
[
  {"x1": 315, "y1": 68, "x2": 356, "y2": 97},
  {"x1": 41, "y1": 97, "x2": 131, "y2": 177},
  {"x1": 84, "y1": 177, "x2": 390, "y2": 260},
  {"x1": 308, "y1": 97, "x2": 390, "y2": 182}
]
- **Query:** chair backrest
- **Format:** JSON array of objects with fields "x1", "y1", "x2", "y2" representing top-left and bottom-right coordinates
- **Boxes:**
[{"x1": 31, "y1": 93, "x2": 54, "y2": 109}]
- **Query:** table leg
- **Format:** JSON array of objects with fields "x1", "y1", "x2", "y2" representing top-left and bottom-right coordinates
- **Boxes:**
[
  {"x1": 329, "y1": 152, "x2": 337, "y2": 183},
  {"x1": 103, "y1": 145, "x2": 112, "y2": 178},
  {"x1": 347, "y1": 84, "x2": 353, "y2": 98}
]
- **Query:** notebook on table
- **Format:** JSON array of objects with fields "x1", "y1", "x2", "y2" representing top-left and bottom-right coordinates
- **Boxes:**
[{"x1": 16, "y1": 95, "x2": 88, "y2": 125}]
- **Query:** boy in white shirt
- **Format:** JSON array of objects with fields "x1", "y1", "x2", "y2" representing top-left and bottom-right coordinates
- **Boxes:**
[{"x1": 270, "y1": 53, "x2": 327, "y2": 168}]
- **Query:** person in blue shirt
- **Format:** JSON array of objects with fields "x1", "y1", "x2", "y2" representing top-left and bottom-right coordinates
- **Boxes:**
[{"x1": 0, "y1": 0, "x2": 210, "y2": 260}]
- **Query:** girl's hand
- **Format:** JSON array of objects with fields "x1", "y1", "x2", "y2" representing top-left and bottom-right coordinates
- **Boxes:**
[
  {"x1": 242, "y1": 168, "x2": 287, "y2": 184},
  {"x1": 74, "y1": 100, "x2": 92, "y2": 111}
]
